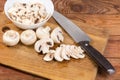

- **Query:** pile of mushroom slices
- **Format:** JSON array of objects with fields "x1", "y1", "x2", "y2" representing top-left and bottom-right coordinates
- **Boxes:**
[
  {"x1": 8, "y1": 2, "x2": 47, "y2": 24},
  {"x1": 2, "y1": 26, "x2": 85, "y2": 62}
]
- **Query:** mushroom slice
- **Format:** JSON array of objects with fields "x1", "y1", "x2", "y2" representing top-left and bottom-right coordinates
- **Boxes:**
[
  {"x1": 36, "y1": 26, "x2": 51, "y2": 39},
  {"x1": 60, "y1": 44, "x2": 70, "y2": 60},
  {"x1": 45, "y1": 38, "x2": 54, "y2": 47},
  {"x1": 54, "y1": 47, "x2": 64, "y2": 62},
  {"x1": 43, "y1": 50, "x2": 55, "y2": 61},
  {"x1": 75, "y1": 46, "x2": 85, "y2": 58},
  {"x1": 41, "y1": 43, "x2": 50, "y2": 54},
  {"x1": 66, "y1": 45, "x2": 79, "y2": 59},
  {"x1": 34, "y1": 40, "x2": 44, "y2": 53},
  {"x1": 20, "y1": 30, "x2": 37, "y2": 45},
  {"x1": 34, "y1": 38, "x2": 54, "y2": 54},
  {"x1": 3, "y1": 30, "x2": 20, "y2": 46},
  {"x1": 77, "y1": 46, "x2": 84, "y2": 53},
  {"x1": 51, "y1": 27, "x2": 64, "y2": 43},
  {"x1": 69, "y1": 46, "x2": 82, "y2": 59}
]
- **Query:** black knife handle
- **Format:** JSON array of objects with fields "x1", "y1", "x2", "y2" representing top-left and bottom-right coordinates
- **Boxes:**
[{"x1": 79, "y1": 41, "x2": 115, "y2": 75}]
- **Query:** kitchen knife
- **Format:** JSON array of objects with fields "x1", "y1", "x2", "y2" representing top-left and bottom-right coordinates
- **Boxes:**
[{"x1": 53, "y1": 11, "x2": 115, "y2": 75}]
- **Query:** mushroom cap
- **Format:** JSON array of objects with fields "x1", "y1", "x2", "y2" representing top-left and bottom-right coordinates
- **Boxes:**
[
  {"x1": 3, "y1": 30, "x2": 20, "y2": 46},
  {"x1": 20, "y1": 29, "x2": 37, "y2": 45},
  {"x1": 36, "y1": 26, "x2": 51, "y2": 39}
]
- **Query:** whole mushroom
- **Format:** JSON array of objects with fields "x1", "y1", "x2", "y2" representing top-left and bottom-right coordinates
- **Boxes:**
[
  {"x1": 3, "y1": 30, "x2": 20, "y2": 46},
  {"x1": 20, "y1": 29, "x2": 37, "y2": 45},
  {"x1": 36, "y1": 26, "x2": 51, "y2": 39}
]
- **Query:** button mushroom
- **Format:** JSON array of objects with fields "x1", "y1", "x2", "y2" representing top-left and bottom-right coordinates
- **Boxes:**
[
  {"x1": 43, "y1": 50, "x2": 55, "y2": 61},
  {"x1": 53, "y1": 44, "x2": 85, "y2": 62},
  {"x1": 3, "y1": 30, "x2": 20, "y2": 46},
  {"x1": 20, "y1": 29, "x2": 37, "y2": 45},
  {"x1": 36, "y1": 26, "x2": 51, "y2": 39},
  {"x1": 8, "y1": 2, "x2": 47, "y2": 24},
  {"x1": 34, "y1": 38, "x2": 54, "y2": 54},
  {"x1": 54, "y1": 47, "x2": 64, "y2": 62},
  {"x1": 67, "y1": 45, "x2": 85, "y2": 59},
  {"x1": 60, "y1": 44, "x2": 70, "y2": 60},
  {"x1": 75, "y1": 46, "x2": 85, "y2": 58},
  {"x1": 65, "y1": 45, "x2": 79, "y2": 59},
  {"x1": 51, "y1": 27, "x2": 64, "y2": 43}
]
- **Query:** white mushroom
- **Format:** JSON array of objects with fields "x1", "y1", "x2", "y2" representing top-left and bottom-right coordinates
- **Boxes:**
[
  {"x1": 60, "y1": 44, "x2": 70, "y2": 60},
  {"x1": 8, "y1": 2, "x2": 47, "y2": 24},
  {"x1": 43, "y1": 50, "x2": 55, "y2": 61},
  {"x1": 64, "y1": 45, "x2": 78, "y2": 59},
  {"x1": 34, "y1": 39, "x2": 44, "y2": 53},
  {"x1": 3, "y1": 30, "x2": 20, "y2": 46},
  {"x1": 20, "y1": 29, "x2": 37, "y2": 45},
  {"x1": 67, "y1": 45, "x2": 85, "y2": 59},
  {"x1": 34, "y1": 38, "x2": 54, "y2": 54},
  {"x1": 75, "y1": 46, "x2": 85, "y2": 58},
  {"x1": 36, "y1": 26, "x2": 51, "y2": 39},
  {"x1": 51, "y1": 27, "x2": 64, "y2": 43},
  {"x1": 54, "y1": 47, "x2": 64, "y2": 62}
]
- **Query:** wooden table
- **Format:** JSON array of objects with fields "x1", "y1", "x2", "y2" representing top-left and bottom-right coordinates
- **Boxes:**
[{"x1": 0, "y1": 0, "x2": 119, "y2": 80}]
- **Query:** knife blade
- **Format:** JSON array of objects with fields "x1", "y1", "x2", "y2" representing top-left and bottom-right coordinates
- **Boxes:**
[{"x1": 53, "y1": 11, "x2": 115, "y2": 75}]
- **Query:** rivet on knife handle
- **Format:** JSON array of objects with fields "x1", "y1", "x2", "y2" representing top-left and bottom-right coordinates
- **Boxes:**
[{"x1": 79, "y1": 41, "x2": 115, "y2": 75}]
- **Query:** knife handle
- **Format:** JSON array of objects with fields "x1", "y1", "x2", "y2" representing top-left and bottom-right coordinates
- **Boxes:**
[{"x1": 79, "y1": 41, "x2": 115, "y2": 75}]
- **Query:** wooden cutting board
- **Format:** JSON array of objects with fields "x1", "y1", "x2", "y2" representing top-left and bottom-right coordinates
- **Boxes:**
[{"x1": 0, "y1": 12, "x2": 108, "y2": 80}]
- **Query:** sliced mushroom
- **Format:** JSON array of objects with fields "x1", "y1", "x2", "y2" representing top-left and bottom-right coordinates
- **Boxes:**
[
  {"x1": 60, "y1": 44, "x2": 70, "y2": 60},
  {"x1": 36, "y1": 26, "x2": 51, "y2": 39},
  {"x1": 71, "y1": 45, "x2": 81, "y2": 58},
  {"x1": 34, "y1": 39, "x2": 44, "y2": 53},
  {"x1": 51, "y1": 27, "x2": 64, "y2": 43},
  {"x1": 41, "y1": 44, "x2": 50, "y2": 54},
  {"x1": 54, "y1": 47, "x2": 64, "y2": 62},
  {"x1": 8, "y1": 2, "x2": 47, "y2": 24},
  {"x1": 77, "y1": 46, "x2": 84, "y2": 53},
  {"x1": 43, "y1": 50, "x2": 55, "y2": 61},
  {"x1": 3, "y1": 30, "x2": 20, "y2": 46},
  {"x1": 75, "y1": 46, "x2": 85, "y2": 58},
  {"x1": 34, "y1": 38, "x2": 54, "y2": 54},
  {"x1": 65, "y1": 45, "x2": 80, "y2": 59},
  {"x1": 20, "y1": 29, "x2": 37, "y2": 45}
]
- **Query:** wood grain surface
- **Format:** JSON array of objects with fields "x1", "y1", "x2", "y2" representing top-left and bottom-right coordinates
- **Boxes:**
[{"x1": 0, "y1": 0, "x2": 119, "y2": 80}]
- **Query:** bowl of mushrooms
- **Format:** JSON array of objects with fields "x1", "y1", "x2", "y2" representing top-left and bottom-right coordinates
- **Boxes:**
[{"x1": 4, "y1": 0, "x2": 54, "y2": 29}]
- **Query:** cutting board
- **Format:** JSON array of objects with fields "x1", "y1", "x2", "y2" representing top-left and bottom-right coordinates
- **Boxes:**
[{"x1": 0, "y1": 12, "x2": 108, "y2": 80}]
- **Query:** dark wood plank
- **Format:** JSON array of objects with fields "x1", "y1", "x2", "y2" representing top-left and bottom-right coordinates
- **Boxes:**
[
  {"x1": 104, "y1": 35, "x2": 120, "y2": 58},
  {"x1": 65, "y1": 14, "x2": 120, "y2": 35},
  {"x1": 52, "y1": 0, "x2": 120, "y2": 14}
]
